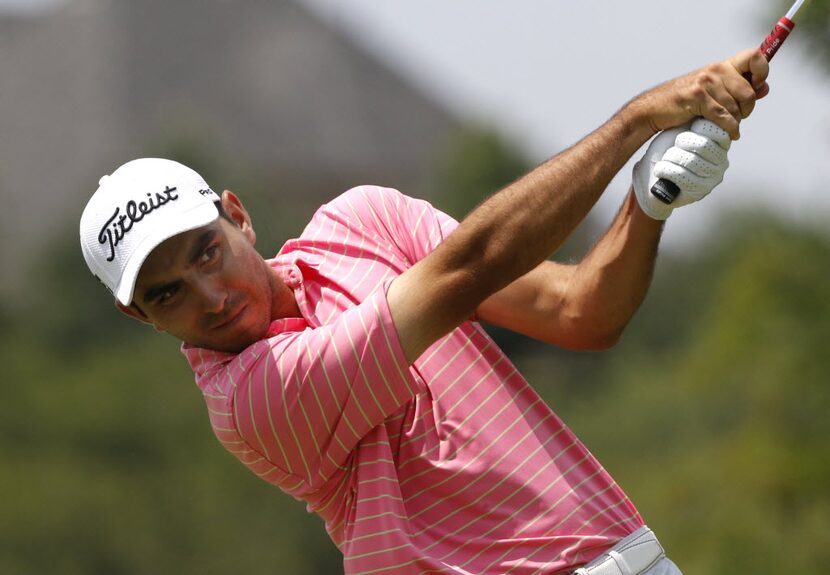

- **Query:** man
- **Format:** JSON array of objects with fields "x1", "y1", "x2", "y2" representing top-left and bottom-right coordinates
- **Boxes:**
[{"x1": 79, "y1": 49, "x2": 769, "y2": 574}]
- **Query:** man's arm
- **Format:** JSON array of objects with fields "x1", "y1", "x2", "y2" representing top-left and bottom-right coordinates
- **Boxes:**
[
  {"x1": 475, "y1": 189, "x2": 661, "y2": 351},
  {"x1": 387, "y1": 49, "x2": 769, "y2": 363},
  {"x1": 228, "y1": 287, "x2": 418, "y2": 490}
]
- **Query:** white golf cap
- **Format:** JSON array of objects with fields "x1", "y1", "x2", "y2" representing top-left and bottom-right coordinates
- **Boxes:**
[{"x1": 79, "y1": 158, "x2": 220, "y2": 305}]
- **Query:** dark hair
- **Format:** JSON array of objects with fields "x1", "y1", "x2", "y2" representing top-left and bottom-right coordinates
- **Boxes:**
[{"x1": 214, "y1": 200, "x2": 232, "y2": 221}]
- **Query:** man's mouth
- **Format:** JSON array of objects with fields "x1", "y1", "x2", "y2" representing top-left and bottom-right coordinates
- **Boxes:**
[{"x1": 212, "y1": 303, "x2": 247, "y2": 330}]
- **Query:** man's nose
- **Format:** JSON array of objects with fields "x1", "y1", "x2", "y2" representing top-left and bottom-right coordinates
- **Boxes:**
[{"x1": 195, "y1": 277, "x2": 228, "y2": 314}]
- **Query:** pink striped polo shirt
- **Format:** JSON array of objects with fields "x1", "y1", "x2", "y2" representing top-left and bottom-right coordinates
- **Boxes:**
[{"x1": 183, "y1": 186, "x2": 644, "y2": 574}]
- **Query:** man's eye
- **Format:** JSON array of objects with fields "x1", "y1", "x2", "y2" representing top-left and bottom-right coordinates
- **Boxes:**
[
  {"x1": 201, "y1": 245, "x2": 219, "y2": 264},
  {"x1": 158, "y1": 288, "x2": 177, "y2": 304}
]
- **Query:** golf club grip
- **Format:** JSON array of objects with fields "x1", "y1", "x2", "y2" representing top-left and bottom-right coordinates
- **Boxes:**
[{"x1": 650, "y1": 16, "x2": 795, "y2": 205}]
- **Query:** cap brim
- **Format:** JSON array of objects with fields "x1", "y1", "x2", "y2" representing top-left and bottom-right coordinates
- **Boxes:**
[{"x1": 114, "y1": 202, "x2": 219, "y2": 305}]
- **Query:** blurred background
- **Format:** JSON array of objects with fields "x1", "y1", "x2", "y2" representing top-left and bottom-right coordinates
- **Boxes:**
[{"x1": 1, "y1": 0, "x2": 828, "y2": 573}]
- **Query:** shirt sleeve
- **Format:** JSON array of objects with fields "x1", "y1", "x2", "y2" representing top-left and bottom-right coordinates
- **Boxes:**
[
  {"x1": 323, "y1": 185, "x2": 460, "y2": 266},
  {"x1": 229, "y1": 283, "x2": 417, "y2": 490}
]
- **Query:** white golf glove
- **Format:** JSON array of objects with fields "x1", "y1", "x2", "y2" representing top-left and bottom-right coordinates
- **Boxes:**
[{"x1": 633, "y1": 118, "x2": 732, "y2": 220}]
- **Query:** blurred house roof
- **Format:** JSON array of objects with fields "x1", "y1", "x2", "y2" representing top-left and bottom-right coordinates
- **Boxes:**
[{"x1": 0, "y1": 0, "x2": 458, "y2": 295}]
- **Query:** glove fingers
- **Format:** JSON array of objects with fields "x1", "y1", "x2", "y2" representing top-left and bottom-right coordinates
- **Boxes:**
[
  {"x1": 690, "y1": 118, "x2": 732, "y2": 150},
  {"x1": 642, "y1": 124, "x2": 690, "y2": 164},
  {"x1": 660, "y1": 147, "x2": 724, "y2": 179},
  {"x1": 654, "y1": 160, "x2": 725, "y2": 201},
  {"x1": 674, "y1": 132, "x2": 729, "y2": 165}
]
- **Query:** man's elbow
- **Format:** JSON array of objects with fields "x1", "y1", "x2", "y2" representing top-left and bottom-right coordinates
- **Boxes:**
[
  {"x1": 558, "y1": 330, "x2": 622, "y2": 351},
  {"x1": 554, "y1": 311, "x2": 626, "y2": 351},
  {"x1": 563, "y1": 328, "x2": 623, "y2": 351}
]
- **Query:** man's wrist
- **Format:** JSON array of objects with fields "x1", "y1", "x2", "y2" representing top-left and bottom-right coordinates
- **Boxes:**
[
  {"x1": 617, "y1": 94, "x2": 663, "y2": 147},
  {"x1": 630, "y1": 188, "x2": 670, "y2": 226}
]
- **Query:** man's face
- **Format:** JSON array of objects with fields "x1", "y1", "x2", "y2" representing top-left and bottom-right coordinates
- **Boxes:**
[{"x1": 119, "y1": 192, "x2": 295, "y2": 353}]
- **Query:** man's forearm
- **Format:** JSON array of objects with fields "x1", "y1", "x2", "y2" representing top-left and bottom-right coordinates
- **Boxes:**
[
  {"x1": 564, "y1": 189, "x2": 664, "y2": 346},
  {"x1": 435, "y1": 102, "x2": 655, "y2": 308},
  {"x1": 388, "y1": 103, "x2": 657, "y2": 362}
]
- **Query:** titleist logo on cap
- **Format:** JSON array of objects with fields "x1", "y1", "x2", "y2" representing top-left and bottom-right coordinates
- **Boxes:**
[{"x1": 98, "y1": 185, "x2": 179, "y2": 262}]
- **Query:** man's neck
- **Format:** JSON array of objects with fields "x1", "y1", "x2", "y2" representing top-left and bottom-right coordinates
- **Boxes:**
[{"x1": 269, "y1": 267, "x2": 301, "y2": 321}]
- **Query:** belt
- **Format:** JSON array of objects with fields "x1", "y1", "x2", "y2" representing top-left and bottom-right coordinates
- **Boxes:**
[{"x1": 573, "y1": 527, "x2": 666, "y2": 575}]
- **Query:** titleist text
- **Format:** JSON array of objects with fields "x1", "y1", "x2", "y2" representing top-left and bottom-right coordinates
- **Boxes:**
[{"x1": 98, "y1": 186, "x2": 179, "y2": 262}]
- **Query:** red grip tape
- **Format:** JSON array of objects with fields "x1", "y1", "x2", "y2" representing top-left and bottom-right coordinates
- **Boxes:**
[{"x1": 759, "y1": 16, "x2": 795, "y2": 62}]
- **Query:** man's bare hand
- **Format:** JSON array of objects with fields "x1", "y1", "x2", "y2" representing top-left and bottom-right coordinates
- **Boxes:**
[{"x1": 633, "y1": 48, "x2": 770, "y2": 140}]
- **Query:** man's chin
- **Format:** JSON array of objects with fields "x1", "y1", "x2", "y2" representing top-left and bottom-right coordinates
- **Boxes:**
[{"x1": 187, "y1": 325, "x2": 270, "y2": 354}]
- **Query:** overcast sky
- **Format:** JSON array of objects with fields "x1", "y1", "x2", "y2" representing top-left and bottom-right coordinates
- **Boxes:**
[
  {"x1": 6, "y1": 0, "x2": 829, "y2": 245},
  {"x1": 0, "y1": 0, "x2": 61, "y2": 14}
]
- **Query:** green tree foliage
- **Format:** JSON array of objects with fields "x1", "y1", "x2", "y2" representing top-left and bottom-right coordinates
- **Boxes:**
[
  {"x1": 0, "y1": 330, "x2": 342, "y2": 574},
  {"x1": 526, "y1": 214, "x2": 830, "y2": 574},
  {"x1": 431, "y1": 126, "x2": 531, "y2": 220}
]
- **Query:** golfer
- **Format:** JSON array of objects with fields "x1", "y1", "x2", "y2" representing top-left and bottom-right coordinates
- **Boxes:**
[{"x1": 80, "y1": 48, "x2": 769, "y2": 574}]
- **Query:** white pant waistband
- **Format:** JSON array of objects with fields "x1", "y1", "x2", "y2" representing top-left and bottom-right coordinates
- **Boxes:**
[{"x1": 573, "y1": 527, "x2": 666, "y2": 575}]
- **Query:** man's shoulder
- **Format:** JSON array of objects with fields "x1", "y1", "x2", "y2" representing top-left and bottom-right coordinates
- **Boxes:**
[
  {"x1": 182, "y1": 317, "x2": 310, "y2": 385},
  {"x1": 284, "y1": 185, "x2": 413, "y2": 247},
  {"x1": 321, "y1": 185, "x2": 407, "y2": 219}
]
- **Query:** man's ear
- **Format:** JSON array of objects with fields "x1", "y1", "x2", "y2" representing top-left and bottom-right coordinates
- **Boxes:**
[
  {"x1": 115, "y1": 300, "x2": 163, "y2": 332},
  {"x1": 220, "y1": 190, "x2": 256, "y2": 245}
]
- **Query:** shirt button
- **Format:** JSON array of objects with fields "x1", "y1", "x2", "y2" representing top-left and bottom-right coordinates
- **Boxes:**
[{"x1": 286, "y1": 265, "x2": 303, "y2": 288}]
